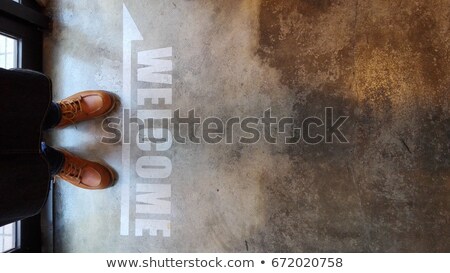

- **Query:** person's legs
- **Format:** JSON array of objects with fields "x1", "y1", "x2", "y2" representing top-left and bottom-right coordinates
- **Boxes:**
[
  {"x1": 40, "y1": 142, "x2": 65, "y2": 175},
  {"x1": 42, "y1": 102, "x2": 62, "y2": 130}
]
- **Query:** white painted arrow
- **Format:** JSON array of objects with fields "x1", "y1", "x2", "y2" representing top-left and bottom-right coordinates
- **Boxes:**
[{"x1": 121, "y1": 3, "x2": 143, "y2": 236}]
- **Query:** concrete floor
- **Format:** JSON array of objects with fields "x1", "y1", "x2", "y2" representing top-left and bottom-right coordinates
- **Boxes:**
[{"x1": 43, "y1": 0, "x2": 449, "y2": 252}]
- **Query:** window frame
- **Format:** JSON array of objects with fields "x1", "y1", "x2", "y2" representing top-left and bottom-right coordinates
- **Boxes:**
[{"x1": 0, "y1": 0, "x2": 50, "y2": 253}]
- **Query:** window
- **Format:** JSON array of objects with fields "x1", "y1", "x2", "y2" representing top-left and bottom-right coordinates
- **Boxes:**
[
  {"x1": 0, "y1": 34, "x2": 19, "y2": 69},
  {"x1": 0, "y1": 1, "x2": 49, "y2": 252},
  {"x1": 0, "y1": 33, "x2": 20, "y2": 253},
  {"x1": 0, "y1": 223, "x2": 18, "y2": 252}
]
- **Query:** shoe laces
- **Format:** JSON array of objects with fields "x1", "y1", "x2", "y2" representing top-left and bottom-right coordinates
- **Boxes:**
[
  {"x1": 61, "y1": 162, "x2": 83, "y2": 182},
  {"x1": 60, "y1": 98, "x2": 83, "y2": 122}
]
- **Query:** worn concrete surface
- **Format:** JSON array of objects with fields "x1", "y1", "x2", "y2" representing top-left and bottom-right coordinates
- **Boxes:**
[{"x1": 43, "y1": 0, "x2": 449, "y2": 252}]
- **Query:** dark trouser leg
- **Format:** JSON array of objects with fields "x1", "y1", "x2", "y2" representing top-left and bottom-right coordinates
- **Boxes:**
[
  {"x1": 42, "y1": 102, "x2": 62, "y2": 130},
  {"x1": 41, "y1": 142, "x2": 65, "y2": 175}
]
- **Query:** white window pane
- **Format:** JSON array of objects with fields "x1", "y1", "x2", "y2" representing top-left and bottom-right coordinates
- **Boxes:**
[
  {"x1": 0, "y1": 223, "x2": 16, "y2": 252},
  {"x1": 0, "y1": 34, "x2": 18, "y2": 69},
  {"x1": 0, "y1": 55, "x2": 5, "y2": 68},
  {"x1": 6, "y1": 53, "x2": 14, "y2": 68},
  {"x1": 6, "y1": 38, "x2": 14, "y2": 53},
  {"x1": 3, "y1": 236, "x2": 14, "y2": 251},
  {"x1": 0, "y1": 36, "x2": 5, "y2": 49},
  {"x1": 3, "y1": 224, "x2": 13, "y2": 235}
]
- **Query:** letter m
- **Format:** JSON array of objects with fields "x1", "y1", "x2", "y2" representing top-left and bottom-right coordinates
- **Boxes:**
[
  {"x1": 138, "y1": 47, "x2": 172, "y2": 84},
  {"x1": 136, "y1": 184, "x2": 171, "y2": 214}
]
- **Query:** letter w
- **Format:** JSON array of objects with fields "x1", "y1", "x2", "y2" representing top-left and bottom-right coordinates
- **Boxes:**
[
  {"x1": 138, "y1": 47, "x2": 172, "y2": 84},
  {"x1": 136, "y1": 184, "x2": 171, "y2": 214}
]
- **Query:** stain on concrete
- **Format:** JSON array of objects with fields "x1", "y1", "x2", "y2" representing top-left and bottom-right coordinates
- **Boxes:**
[
  {"x1": 254, "y1": 0, "x2": 449, "y2": 252},
  {"x1": 352, "y1": 0, "x2": 450, "y2": 252}
]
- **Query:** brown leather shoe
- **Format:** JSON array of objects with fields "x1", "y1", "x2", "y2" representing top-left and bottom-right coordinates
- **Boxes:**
[
  {"x1": 55, "y1": 148, "x2": 115, "y2": 190},
  {"x1": 56, "y1": 90, "x2": 116, "y2": 128}
]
